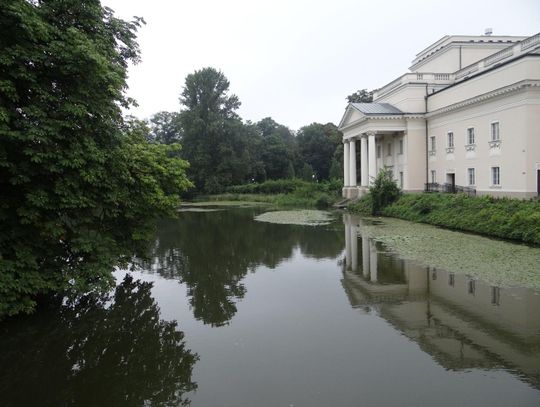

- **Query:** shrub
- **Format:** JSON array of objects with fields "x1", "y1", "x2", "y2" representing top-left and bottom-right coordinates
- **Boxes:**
[
  {"x1": 369, "y1": 168, "x2": 402, "y2": 215},
  {"x1": 348, "y1": 195, "x2": 373, "y2": 215}
]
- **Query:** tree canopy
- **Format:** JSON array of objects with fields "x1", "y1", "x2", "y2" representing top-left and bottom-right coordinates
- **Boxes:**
[
  {"x1": 178, "y1": 67, "x2": 262, "y2": 192},
  {"x1": 147, "y1": 111, "x2": 182, "y2": 145},
  {"x1": 346, "y1": 89, "x2": 373, "y2": 103},
  {"x1": 296, "y1": 123, "x2": 341, "y2": 181},
  {"x1": 0, "y1": 0, "x2": 191, "y2": 318}
]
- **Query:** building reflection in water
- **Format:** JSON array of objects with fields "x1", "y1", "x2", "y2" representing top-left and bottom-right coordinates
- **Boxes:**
[{"x1": 342, "y1": 213, "x2": 540, "y2": 389}]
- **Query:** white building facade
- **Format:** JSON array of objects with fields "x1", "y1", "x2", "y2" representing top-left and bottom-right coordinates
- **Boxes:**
[{"x1": 339, "y1": 32, "x2": 540, "y2": 199}]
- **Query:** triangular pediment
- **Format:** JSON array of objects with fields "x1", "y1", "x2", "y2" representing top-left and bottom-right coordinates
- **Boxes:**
[{"x1": 338, "y1": 105, "x2": 365, "y2": 129}]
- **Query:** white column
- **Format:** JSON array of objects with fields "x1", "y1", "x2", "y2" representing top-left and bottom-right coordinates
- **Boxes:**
[
  {"x1": 361, "y1": 135, "x2": 368, "y2": 187},
  {"x1": 349, "y1": 138, "x2": 357, "y2": 187},
  {"x1": 343, "y1": 141, "x2": 350, "y2": 187},
  {"x1": 368, "y1": 132, "x2": 377, "y2": 185}
]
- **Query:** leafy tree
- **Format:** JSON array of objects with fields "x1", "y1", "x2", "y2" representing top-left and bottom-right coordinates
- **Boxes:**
[
  {"x1": 179, "y1": 67, "x2": 259, "y2": 192},
  {"x1": 257, "y1": 117, "x2": 295, "y2": 146},
  {"x1": 329, "y1": 152, "x2": 343, "y2": 180},
  {"x1": 147, "y1": 111, "x2": 182, "y2": 144},
  {"x1": 346, "y1": 89, "x2": 373, "y2": 103},
  {"x1": 254, "y1": 117, "x2": 296, "y2": 180},
  {"x1": 296, "y1": 123, "x2": 340, "y2": 181},
  {"x1": 0, "y1": 0, "x2": 191, "y2": 318},
  {"x1": 297, "y1": 162, "x2": 315, "y2": 181},
  {"x1": 369, "y1": 168, "x2": 401, "y2": 215}
]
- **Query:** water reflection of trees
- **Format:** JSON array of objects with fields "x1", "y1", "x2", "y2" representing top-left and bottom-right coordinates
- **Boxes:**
[
  {"x1": 138, "y1": 208, "x2": 345, "y2": 326},
  {"x1": 0, "y1": 275, "x2": 198, "y2": 407}
]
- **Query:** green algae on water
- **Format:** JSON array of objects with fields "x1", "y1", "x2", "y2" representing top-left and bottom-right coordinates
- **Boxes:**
[
  {"x1": 355, "y1": 216, "x2": 540, "y2": 289},
  {"x1": 182, "y1": 201, "x2": 266, "y2": 207},
  {"x1": 255, "y1": 210, "x2": 334, "y2": 226}
]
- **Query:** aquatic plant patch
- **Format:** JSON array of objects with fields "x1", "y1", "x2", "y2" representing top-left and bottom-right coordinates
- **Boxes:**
[
  {"x1": 357, "y1": 217, "x2": 540, "y2": 289},
  {"x1": 177, "y1": 208, "x2": 223, "y2": 212},
  {"x1": 254, "y1": 210, "x2": 334, "y2": 226},
  {"x1": 181, "y1": 201, "x2": 266, "y2": 207}
]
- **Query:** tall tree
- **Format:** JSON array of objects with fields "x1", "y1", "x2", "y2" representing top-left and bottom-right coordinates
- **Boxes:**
[
  {"x1": 178, "y1": 67, "x2": 257, "y2": 192},
  {"x1": 256, "y1": 117, "x2": 295, "y2": 180},
  {"x1": 0, "y1": 0, "x2": 191, "y2": 318},
  {"x1": 346, "y1": 89, "x2": 373, "y2": 103},
  {"x1": 296, "y1": 123, "x2": 340, "y2": 181},
  {"x1": 147, "y1": 111, "x2": 182, "y2": 144}
]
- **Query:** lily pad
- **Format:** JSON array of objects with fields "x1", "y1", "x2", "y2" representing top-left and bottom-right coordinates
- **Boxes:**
[
  {"x1": 177, "y1": 208, "x2": 223, "y2": 212},
  {"x1": 255, "y1": 210, "x2": 334, "y2": 226},
  {"x1": 181, "y1": 201, "x2": 266, "y2": 207}
]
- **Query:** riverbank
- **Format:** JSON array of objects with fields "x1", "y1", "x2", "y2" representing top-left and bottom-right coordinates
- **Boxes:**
[
  {"x1": 349, "y1": 193, "x2": 540, "y2": 245},
  {"x1": 195, "y1": 179, "x2": 342, "y2": 208}
]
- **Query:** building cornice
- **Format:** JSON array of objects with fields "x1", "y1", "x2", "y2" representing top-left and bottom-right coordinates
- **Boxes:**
[
  {"x1": 339, "y1": 115, "x2": 404, "y2": 132},
  {"x1": 339, "y1": 113, "x2": 424, "y2": 134},
  {"x1": 410, "y1": 41, "x2": 521, "y2": 71},
  {"x1": 426, "y1": 80, "x2": 540, "y2": 118}
]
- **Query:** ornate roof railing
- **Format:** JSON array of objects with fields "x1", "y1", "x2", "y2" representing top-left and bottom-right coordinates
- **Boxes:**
[{"x1": 375, "y1": 32, "x2": 540, "y2": 99}]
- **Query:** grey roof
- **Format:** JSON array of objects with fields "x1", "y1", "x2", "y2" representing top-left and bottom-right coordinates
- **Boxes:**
[{"x1": 351, "y1": 103, "x2": 403, "y2": 115}]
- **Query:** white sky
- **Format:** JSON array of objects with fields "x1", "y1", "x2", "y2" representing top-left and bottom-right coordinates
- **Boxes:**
[{"x1": 102, "y1": 0, "x2": 540, "y2": 130}]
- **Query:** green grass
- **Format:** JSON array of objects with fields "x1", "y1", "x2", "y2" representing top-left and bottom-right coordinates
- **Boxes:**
[
  {"x1": 201, "y1": 179, "x2": 342, "y2": 209},
  {"x1": 350, "y1": 193, "x2": 540, "y2": 245}
]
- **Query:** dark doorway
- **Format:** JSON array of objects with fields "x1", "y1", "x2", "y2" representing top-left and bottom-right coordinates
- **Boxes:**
[
  {"x1": 446, "y1": 173, "x2": 455, "y2": 193},
  {"x1": 537, "y1": 169, "x2": 540, "y2": 196}
]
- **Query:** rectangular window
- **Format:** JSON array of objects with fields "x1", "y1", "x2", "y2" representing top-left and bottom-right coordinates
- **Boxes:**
[
  {"x1": 431, "y1": 170, "x2": 436, "y2": 183},
  {"x1": 399, "y1": 171, "x2": 403, "y2": 188},
  {"x1": 491, "y1": 166, "x2": 500, "y2": 186},
  {"x1": 430, "y1": 136, "x2": 436, "y2": 151},
  {"x1": 398, "y1": 139, "x2": 404, "y2": 154},
  {"x1": 467, "y1": 127, "x2": 475, "y2": 145},
  {"x1": 377, "y1": 145, "x2": 381, "y2": 158},
  {"x1": 447, "y1": 132, "x2": 454, "y2": 148},
  {"x1": 491, "y1": 122, "x2": 500, "y2": 141},
  {"x1": 387, "y1": 143, "x2": 392, "y2": 156},
  {"x1": 467, "y1": 168, "x2": 475, "y2": 186}
]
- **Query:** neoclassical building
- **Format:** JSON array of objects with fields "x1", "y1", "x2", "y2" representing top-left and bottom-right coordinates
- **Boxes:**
[{"x1": 339, "y1": 32, "x2": 540, "y2": 199}]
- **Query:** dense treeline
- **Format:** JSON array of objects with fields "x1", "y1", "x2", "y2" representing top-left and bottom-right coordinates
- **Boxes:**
[
  {"x1": 146, "y1": 67, "x2": 359, "y2": 194},
  {"x1": 0, "y1": 0, "x2": 373, "y2": 318}
]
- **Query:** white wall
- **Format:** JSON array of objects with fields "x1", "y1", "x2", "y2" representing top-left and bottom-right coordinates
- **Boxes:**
[{"x1": 427, "y1": 90, "x2": 540, "y2": 197}]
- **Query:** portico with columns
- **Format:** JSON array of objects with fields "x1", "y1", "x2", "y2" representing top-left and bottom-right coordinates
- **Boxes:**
[{"x1": 338, "y1": 103, "x2": 426, "y2": 199}]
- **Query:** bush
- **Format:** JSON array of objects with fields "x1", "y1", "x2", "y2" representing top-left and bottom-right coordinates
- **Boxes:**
[
  {"x1": 369, "y1": 168, "x2": 401, "y2": 215},
  {"x1": 347, "y1": 195, "x2": 373, "y2": 215},
  {"x1": 217, "y1": 178, "x2": 342, "y2": 208}
]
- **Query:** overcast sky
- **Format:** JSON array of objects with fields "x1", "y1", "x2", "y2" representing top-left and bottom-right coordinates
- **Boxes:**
[{"x1": 102, "y1": 0, "x2": 540, "y2": 130}]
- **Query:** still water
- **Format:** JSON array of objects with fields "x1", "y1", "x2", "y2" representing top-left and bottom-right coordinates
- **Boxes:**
[{"x1": 1, "y1": 206, "x2": 539, "y2": 406}]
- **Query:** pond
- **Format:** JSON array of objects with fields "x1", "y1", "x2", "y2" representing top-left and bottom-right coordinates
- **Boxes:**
[{"x1": 1, "y1": 206, "x2": 539, "y2": 406}]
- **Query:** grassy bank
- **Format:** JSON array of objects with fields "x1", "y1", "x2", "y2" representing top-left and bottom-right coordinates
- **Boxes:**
[
  {"x1": 197, "y1": 179, "x2": 342, "y2": 208},
  {"x1": 349, "y1": 193, "x2": 540, "y2": 245}
]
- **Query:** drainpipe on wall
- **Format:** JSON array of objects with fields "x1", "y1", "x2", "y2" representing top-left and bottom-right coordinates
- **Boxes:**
[{"x1": 425, "y1": 84, "x2": 429, "y2": 188}]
